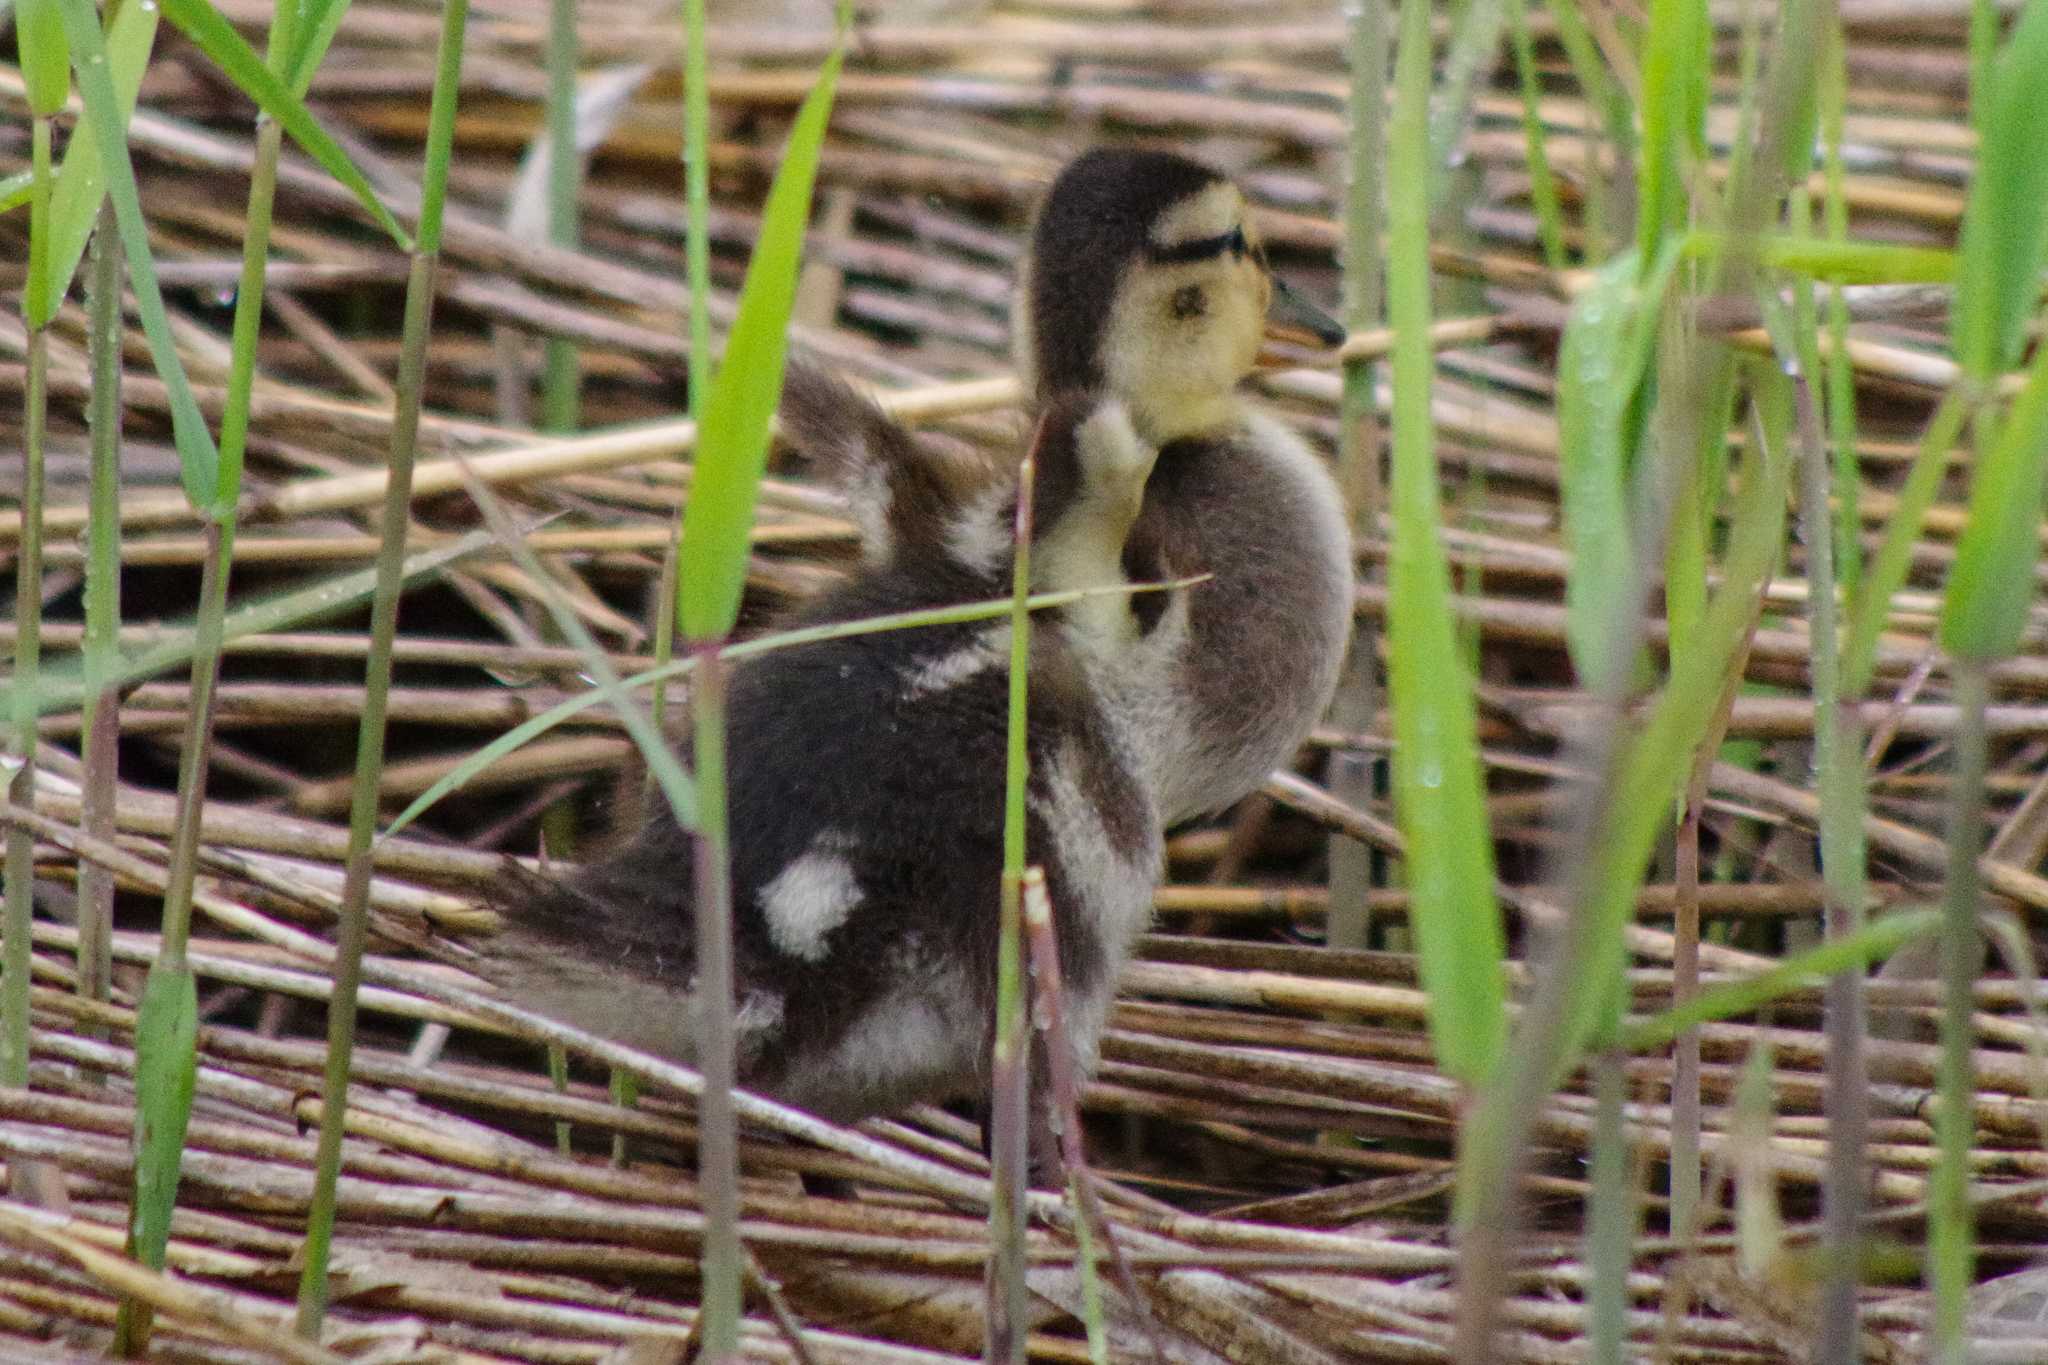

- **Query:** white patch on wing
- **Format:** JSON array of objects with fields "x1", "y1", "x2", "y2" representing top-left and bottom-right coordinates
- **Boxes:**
[
  {"x1": 943, "y1": 482, "x2": 1014, "y2": 577},
  {"x1": 760, "y1": 834, "x2": 861, "y2": 963},
  {"x1": 898, "y1": 626, "x2": 1009, "y2": 700}
]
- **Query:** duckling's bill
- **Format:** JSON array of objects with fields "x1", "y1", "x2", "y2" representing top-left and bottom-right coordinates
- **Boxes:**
[{"x1": 1256, "y1": 277, "x2": 1348, "y2": 368}]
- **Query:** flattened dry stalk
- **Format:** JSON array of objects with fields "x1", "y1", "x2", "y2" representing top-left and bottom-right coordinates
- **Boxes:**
[{"x1": 1019, "y1": 868, "x2": 1166, "y2": 1365}]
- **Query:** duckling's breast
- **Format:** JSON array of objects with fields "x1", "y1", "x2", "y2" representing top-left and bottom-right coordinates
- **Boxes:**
[{"x1": 1113, "y1": 411, "x2": 1355, "y2": 823}]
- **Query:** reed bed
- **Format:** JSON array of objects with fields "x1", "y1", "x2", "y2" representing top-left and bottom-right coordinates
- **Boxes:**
[{"x1": 4, "y1": 0, "x2": 2048, "y2": 1359}]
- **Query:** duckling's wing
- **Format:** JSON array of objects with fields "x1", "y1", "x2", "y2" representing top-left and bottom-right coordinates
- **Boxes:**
[{"x1": 780, "y1": 360, "x2": 1006, "y2": 567}]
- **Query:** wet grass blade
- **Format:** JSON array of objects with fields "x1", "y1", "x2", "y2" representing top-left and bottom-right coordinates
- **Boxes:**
[
  {"x1": 1555, "y1": 417, "x2": 1795, "y2": 1066},
  {"x1": 51, "y1": 0, "x2": 219, "y2": 507},
  {"x1": 36, "y1": 0, "x2": 158, "y2": 326},
  {"x1": 1508, "y1": 0, "x2": 1567, "y2": 271},
  {"x1": 15, "y1": 0, "x2": 69, "y2": 119},
  {"x1": 1680, "y1": 233, "x2": 1956, "y2": 284},
  {"x1": 1383, "y1": 0, "x2": 1504, "y2": 1087},
  {"x1": 285, "y1": 0, "x2": 354, "y2": 97},
  {"x1": 156, "y1": 0, "x2": 409, "y2": 251},
  {"x1": 1554, "y1": 250, "x2": 1664, "y2": 681}
]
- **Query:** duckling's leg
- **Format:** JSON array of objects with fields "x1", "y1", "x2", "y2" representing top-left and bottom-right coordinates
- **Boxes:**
[
  {"x1": 1034, "y1": 398, "x2": 1159, "y2": 654},
  {"x1": 972, "y1": 1068, "x2": 1069, "y2": 1192}
]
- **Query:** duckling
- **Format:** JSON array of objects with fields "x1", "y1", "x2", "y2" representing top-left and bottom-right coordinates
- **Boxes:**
[
  {"x1": 478, "y1": 380, "x2": 1165, "y2": 1126},
  {"x1": 477, "y1": 147, "x2": 1351, "y2": 1138},
  {"x1": 1015, "y1": 148, "x2": 1356, "y2": 825}
]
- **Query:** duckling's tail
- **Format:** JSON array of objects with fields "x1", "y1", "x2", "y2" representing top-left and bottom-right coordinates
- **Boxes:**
[
  {"x1": 778, "y1": 360, "x2": 921, "y2": 493},
  {"x1": 780, "y1": 360, "x2": 1004, "y2": 566},
  {"x1": 473, "y1": 852, "x2": 702, "y2": 1062}
]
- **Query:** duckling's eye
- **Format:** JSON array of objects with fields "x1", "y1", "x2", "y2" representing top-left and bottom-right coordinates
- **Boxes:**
[
  {"x1": 1228, "y1": 227, "x2": 1248, "y2": 258},
  {"x1": 1170, "y1": 284, "x2": 1206, "y2": 320}
]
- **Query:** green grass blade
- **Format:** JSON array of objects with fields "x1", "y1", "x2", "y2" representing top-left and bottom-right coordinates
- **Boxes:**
[
  {"x1": 111, "y1": 960, "x2": 197, "y2": 1351},
  {"x1": 1556, "y1": 255, "x2": 1643, "y2": 680},
  {"x1": 35, "y1": 0, "x2": 159, "y2": 329},
  {"x1": 52, "y1": 0, "x2": 220, "y2": 509},
  {"x1": 0, "y1": 171, "x2": 31, "y2": 213},
  {"x1": 156, "y1": 0, "x2": 410, "y2": 251},
  {"x1": 1383, "y1": 0, "x2": 1505, "y2": 1087},
  {"x1": 1622, "y1": 911, "x2": 1940, "y2": 1051},
  {"x1": 1637, "y1": 0, "x2": 1708, "y2": 264},
  {"x1": 1952, "y1": 0, "x2": 2048, "y2": 380},
  {"x1": 1678, "y1": 233, "x2": 1957, "y2": 285},
  {"x1": 1555, "y1": 245, "x2": 1682, "y2": 683},
  {"x1": 675, "y1": 44, "x2": 843, "y2": 641},
  {"x1": 1939, "y1": 317, "x2": 2048, "y2": 661},
  {"x1": 16, "y1": 0, "x2": 70, "y2": 115},
  {"x1": 286, "y1": 0, "x2": 354, "y2": 97}
]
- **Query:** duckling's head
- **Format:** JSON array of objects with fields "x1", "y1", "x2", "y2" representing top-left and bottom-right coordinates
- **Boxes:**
[{"x1": 1016, "y1": 149, "x2": 1344, "y2": 443}]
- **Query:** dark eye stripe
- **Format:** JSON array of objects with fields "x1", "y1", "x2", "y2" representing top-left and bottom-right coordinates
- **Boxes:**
[{"x1": 1146, "y1": 229, "x2": 1239, "y2": 265}]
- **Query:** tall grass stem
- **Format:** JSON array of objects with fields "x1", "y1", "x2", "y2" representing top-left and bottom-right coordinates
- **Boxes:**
[
  {"x1": 687, "y1": 643, "x2": 742, "y2": 1359},
  {"x1": 296, "y1": 0, "x2": 470, "y2": 1333},
  {"x1": 542, "y1": 0, "x2": 580, "y2": 430},
  {"x1": 986, "y1": 445, "x2": 1039, "y2": 1365},
  {"x1": 1929, "y1": 661, "x2": 1987, "y2": 1362},
  {"x1": 75, "y1": 200, "x2": 123, "y2": 1021}
]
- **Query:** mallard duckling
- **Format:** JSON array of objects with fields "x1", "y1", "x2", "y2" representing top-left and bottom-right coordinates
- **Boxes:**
[
  {"x1": 1015, "y1": 148, "x2": 1355, "y2": 825},
  {"x1": 477, "y1": 147, "x2": 1351, "y2": 1136},
  {"x1": 479, "y1": 380, "x2": 1164, "y2": 1126}
]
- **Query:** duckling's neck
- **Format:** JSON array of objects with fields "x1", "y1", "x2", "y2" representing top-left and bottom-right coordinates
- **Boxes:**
[{"x1": 1070, "y1": 385, "x2": 1243, "y2": 447}]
